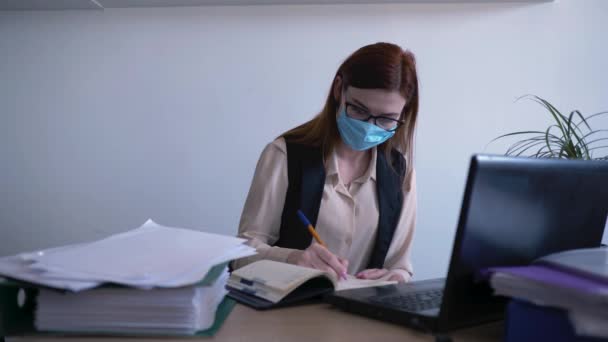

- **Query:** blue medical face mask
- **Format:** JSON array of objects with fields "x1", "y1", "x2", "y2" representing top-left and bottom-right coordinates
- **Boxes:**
[{"x1": 336, "y1": 106, "x2": 395, "y2": 151}]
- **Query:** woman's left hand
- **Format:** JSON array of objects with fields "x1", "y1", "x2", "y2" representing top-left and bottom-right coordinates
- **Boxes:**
[{"x1": 356, "y1": 268, "x2": 406, "y2": 282}]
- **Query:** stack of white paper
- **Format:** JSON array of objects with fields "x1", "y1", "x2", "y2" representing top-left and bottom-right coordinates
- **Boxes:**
[
  {"x1": 0, "y1": 219, "x2": 256, "y2": 335},
  {"x1": 35, "y1": 270, "x2": 230, "y2": 334},
  {"x1": 0, "y1": 219, "x2": 255, "y2": 291}
]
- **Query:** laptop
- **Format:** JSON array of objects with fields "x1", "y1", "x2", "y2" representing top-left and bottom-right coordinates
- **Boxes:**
[{"x1": 326, "y1": 154, "x2": 608, "y2": 333}]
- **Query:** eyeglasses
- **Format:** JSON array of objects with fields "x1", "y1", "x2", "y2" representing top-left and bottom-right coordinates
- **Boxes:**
[{"x1": 345, "y1": 102, "x2": 405, "y2": 132}]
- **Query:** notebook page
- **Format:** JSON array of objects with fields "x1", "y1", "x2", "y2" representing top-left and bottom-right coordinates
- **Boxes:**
[
  {"x1": 336, "y1": 275, "x2": 397, "y2": 291},
  {"x1": 231, "y1": 260, "x2": 329, "y2": 293}
]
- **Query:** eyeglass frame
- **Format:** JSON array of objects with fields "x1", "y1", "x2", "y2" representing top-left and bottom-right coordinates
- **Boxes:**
[{"x1": 344, "y1": 101, "x2": 406, "y2": 132}]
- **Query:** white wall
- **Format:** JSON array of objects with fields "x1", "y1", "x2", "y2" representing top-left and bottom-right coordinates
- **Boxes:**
[{"x1": 1, "y1": 0, "x2": 607, "y2": 280}]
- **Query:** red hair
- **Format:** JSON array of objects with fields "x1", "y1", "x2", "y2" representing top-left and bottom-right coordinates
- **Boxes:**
[{"x1": 281, "y1": 42, "x2": 419, "y2": 189}]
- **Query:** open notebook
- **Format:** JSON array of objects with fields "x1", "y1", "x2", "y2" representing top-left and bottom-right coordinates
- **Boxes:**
[{"x1": 227, "y1": 260, "x2": 397, "y2": 309}]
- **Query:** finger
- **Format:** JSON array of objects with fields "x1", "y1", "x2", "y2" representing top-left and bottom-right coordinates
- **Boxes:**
[
  {"x1": 369, "y1": 269, "x2": 389, "y2": 279},
  {"x1": 312, "y1": 244, "x2": 347, "y2": 277},
  {"x1": 310, "y1": 256, "x2": 339, "y2": 279},
  {"x1": 339, "y1": 257, "x2": 349, "y2": 270},
  {"x1": 287, "y1": 250, "x2": 305, "y2": 266},
  {"x1": 308, "y1": 255, "x2": 324, "y2": 270},
  {"x1": 387, "y1": 273, "x2": 405, "y2": 282},
  {"x1": 300, "y1": 255, "x2": 314, "y2": 269},
  {"x1": 359, "y1": 269, "x2": 389, "y2": 280},
  {"x1": 338, "y1": 259, "x2": 349, "y2": 280},
  {"x1": 356, "y1": 268, "x2": 380, "y2": 278}
]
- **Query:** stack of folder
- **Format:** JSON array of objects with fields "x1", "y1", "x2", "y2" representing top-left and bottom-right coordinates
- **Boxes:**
[
  {"x1": 0, "y1": 219, "x2": 256, "y2": 337},
  {"x1": 484, "y1": 247, "x2": 608, "y2": 342}
]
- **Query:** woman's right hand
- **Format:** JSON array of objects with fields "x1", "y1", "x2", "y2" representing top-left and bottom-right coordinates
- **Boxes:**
[{"x1": 287, "y1": 242, "x2": 348, "y2": 280}]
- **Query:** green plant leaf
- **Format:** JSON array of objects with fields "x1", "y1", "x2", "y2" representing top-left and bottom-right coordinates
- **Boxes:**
[
  {"x1": 523, "y1": 95, "x2": 568, "y2": 138},
  {"x1": 577, "y1": 110, "x2": 608, "y2": 123},
  {"x1": 575, "y1": 129, "x2": 608, "y2": 143},
  {"x1": 565, "y1": 110, "x2": 591, "y2": 159},
  {"x1": 492, "y1": 95, "x2": 607, "y2": 160},
  {"x1": 514, "y1": 140, "x2": 553, "y2": 157},
  {"x1": 565, "y1": 110, "x2": 587, "y2": 140},
  {"x1": 570, "y1": 110, "x2": 592, "y2": 131},
  {"x1": 586, "y1": 137, "x2": 608, "y2": 146},
  {"x1": 570, "y1": 111, "x2": 608, "y2": 136},
  {"x1": 546, "y1": 125, "x2": 557, "y2": 157},
  {"x1": 488, "y1": 130, "x2": 548, "y2": 143},
  {"x1": 505, "y1": 135, "x2": 560, "y2": 154},
  {"x1": 588, "y1": 145, "x2": 608, "y2": 159},
  {"x1": 588, "y1": 145, "x2": 608, "y2": 151},
  {"x1": 506, "y1": 138, "x2": 544, "y2": 155}
]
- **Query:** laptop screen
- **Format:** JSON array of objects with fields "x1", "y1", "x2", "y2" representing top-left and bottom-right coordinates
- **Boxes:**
[{"x1": 439, "y1": 155, "x2": 608, "y2": 329}]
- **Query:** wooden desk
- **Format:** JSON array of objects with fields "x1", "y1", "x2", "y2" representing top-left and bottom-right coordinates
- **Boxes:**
[{"x1": 10, "y1": 303, "x2": 503, "y2": 342}]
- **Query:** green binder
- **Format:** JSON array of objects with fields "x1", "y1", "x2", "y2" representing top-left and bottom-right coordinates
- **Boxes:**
[{"x1": 0, "y1": 263, "x2": 235, "y2": 338}]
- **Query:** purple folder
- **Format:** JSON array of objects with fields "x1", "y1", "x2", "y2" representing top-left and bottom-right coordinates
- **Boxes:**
[{"x1": 485, "y1": 265, "x2": 608, "y2": 295}]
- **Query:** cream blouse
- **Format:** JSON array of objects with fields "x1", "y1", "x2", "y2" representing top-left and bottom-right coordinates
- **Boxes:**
[{"x1": 233, "y1": 138, "x2": 417, "y2": 281}]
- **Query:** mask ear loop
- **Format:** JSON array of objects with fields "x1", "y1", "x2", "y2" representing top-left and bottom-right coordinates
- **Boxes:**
[{"x1": 334, "y1": 72, "x2": 347, "y2": 111}]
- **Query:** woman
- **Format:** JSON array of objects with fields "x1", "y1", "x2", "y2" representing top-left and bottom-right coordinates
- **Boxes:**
[{"x1": 233, "y1": 42, "x2": 419, "y2": 283}]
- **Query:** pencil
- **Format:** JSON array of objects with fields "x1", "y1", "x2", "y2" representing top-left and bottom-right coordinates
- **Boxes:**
[
  {"x1": 296, "y1": 210, "x2": 326, "y2": 247},
  {"x1": 296, "y1": 210, "x2": 347, "y2": 280}
]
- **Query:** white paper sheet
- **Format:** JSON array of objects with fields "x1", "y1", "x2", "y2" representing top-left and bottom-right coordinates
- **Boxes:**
[
  {"x1": 0, "y1": 219, "x2": 256, "y2": 291},
  {"x1": 0, "y1": 256, "x2": 99, "y2": 292}
]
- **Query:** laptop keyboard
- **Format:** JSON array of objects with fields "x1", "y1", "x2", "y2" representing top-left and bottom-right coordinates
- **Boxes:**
[{"x1": 368, "y1": 288, "x2": 443, "y2": 312}]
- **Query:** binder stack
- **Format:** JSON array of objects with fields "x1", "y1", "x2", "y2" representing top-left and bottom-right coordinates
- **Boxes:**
[
  {"x1": 484, "y1": 247, "x2": 608, "y2": 342},
  {"x1": 0, "y1": 219, "x2": 255, "y2": 337}
]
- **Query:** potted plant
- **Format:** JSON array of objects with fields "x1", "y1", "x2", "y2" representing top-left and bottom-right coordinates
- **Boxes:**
[{"x1": 490, "y1": 95, "x2": 608, "y2": 160}]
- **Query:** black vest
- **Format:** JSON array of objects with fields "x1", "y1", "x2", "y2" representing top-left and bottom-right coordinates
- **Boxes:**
[{"x1": 274, "y1": 141, "x2": 406, "y2": 269}]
